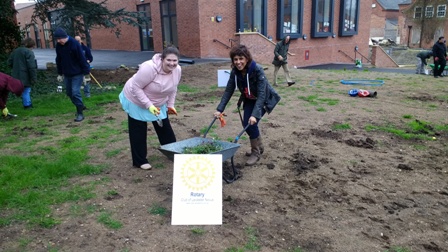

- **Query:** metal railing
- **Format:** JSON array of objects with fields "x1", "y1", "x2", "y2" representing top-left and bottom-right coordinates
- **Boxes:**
[
  {"x1": 213, "y1": 39, "x2": 231, "y2": 49},
  {"x1": 355, "y1": 49, "x2": 371, "y2": 63},
  {"x1": 338, "y1": 50, "x2": 355, "y2": 62}
]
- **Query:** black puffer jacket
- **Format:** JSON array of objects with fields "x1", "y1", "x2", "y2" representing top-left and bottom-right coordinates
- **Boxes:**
[
  {"x1": 432, "y1": 41, "x2": 447, "y2": 62},
  {"x1": 216, "y1": 61, "x2": 281, "y2": 119}
]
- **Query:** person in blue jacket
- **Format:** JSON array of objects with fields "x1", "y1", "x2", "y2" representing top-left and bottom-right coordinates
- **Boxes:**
[
  {"x1": 75, "y1": 35, "x2": 93, "y2": 98},
  {"x1": 54, "y1": 27, "x2": 90, "y2": 122}
]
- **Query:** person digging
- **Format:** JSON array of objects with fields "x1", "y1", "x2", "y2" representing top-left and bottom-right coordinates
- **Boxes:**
[{"x1": 0, "y1": 72, "x2": 24, "y2": 119}]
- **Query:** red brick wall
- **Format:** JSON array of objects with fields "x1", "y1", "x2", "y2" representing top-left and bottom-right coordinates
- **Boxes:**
[
  {"x1": 370, "y1": 45, "x2": 399, "y2": 67},
  {"x1": 87, "y1": 0, "x2": 141, "y2": 51},
  {"x1": 16, "y1": 0, "x2": 373, "y2": 67},
  {"x1": 370, "y1": 0, "x2": 400, "y2": 39},
  {"x1": 195, "y1": 0, "x2": 238, "y2": 58}
]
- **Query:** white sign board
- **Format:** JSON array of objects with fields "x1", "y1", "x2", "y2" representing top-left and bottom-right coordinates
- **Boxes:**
[
  {"x1": 171, "y1": 154, "x2": 222, "y2": 225},
  {"x1": 217, "y1": 69, "x2": 231, "y2": 88}
]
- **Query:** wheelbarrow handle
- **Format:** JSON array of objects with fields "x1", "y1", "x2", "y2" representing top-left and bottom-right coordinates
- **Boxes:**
[
  {"x1": 203, "y1": 117, "x2": 218, "y2": 138},
  {"x1": 233, "y1": 123, "x2": 250, "y2": 143}
]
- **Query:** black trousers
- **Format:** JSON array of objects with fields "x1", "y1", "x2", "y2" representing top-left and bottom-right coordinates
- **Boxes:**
[
  {"x1": 434, "y1": 59, "x2": 446, "y2": 76},
  {"x1": 128, "y1": 115, "x2": 176, "y2": 167}
]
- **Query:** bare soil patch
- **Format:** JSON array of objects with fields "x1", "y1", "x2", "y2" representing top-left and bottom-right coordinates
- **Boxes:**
[{"x1": 1, "y1": 62, "x2": 448, "y2": 252}]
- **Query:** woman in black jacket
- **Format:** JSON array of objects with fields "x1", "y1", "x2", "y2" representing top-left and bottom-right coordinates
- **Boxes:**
[{"x1": 214, "y1": 45, "x2": 281, "y2": 166}]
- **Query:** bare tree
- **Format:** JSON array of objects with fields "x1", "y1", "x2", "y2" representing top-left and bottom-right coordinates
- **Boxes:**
[{"x1": 403, "y1": 0, "x2": 447, "y2": 48}]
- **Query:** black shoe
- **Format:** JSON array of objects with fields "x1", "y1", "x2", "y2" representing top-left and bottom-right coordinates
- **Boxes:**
[
  {"x1": 287, "y1": 81, "x2": 296, "y2": 86},
  {"x1": 24, "y1": 105, "x2": 33, "y2": 109},
  {"x1": 74, "y1": 114, "x2": 84, "y2": 122},
  {"x1": 74, "y1": 106, "x2": 85, "y2": 122},
  {"x1": 434, "y1": 76, "x2": 439, "y2": 78}
]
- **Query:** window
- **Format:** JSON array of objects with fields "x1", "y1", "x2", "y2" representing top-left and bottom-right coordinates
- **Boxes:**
[
  {"x1": 437, "y1": 5, "x2": 446, "y2": 17},
  {"x1": 138, "y1": 3, "x2": 153, "y2": 51},
  {"x1": 236, "y1": 0, "x2": 267, "y2": 34},
  {"x1": 411, "y1": 28, "x2": 420, "y2": 44},
  {"x1": 311, "y1": 0, "x2": 334, "y2": 38},
  {"x1": 160, "y1": 0, "x2": 178, "y2": 48},
  {"x1": 276, "y1": 0, "x2": 303, "y2": 40},
  {"x1": 425, "y1": 6, "x2": 434, "y2": 18},
  {"x1": 339, "y1": 0, "x2": 359, "y2": 36},
  {"x1": 414, "y1": 6, "x2": 422, "y2": 18}
]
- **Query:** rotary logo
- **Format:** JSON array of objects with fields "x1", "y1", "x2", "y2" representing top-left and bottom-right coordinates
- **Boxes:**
[{"x1": 181, "y1": 156, "x2": 216, "y2": 190}]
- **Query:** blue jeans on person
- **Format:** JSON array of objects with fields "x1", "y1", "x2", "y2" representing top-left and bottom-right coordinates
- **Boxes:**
[
  {"x1": 84, "y1": 81, "x2": 91, "y2": 97},
  {"x1": 64, "y1": 74, "x2": 84, "y2": 107},
  {"x1": 243, "y1": 99, "x2": 266, "y2": 139},
  {"x1": 21, "y1": 87, "x2": 32, "y2": 107}
]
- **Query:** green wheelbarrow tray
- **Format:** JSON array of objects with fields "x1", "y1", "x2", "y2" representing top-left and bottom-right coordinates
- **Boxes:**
[
  {"x1": 428, "y1": 63, "x2": 448, "y2": 70},
  {"x1": 158, "y1": 137, "x2": 240, "y2": 162},
  {"x1": 428, "y1": 63, "x2": 448, "y2": 75}
]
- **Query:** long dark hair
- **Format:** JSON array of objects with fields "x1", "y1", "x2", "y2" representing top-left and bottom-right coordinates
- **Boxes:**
[{"x1": 229, "y1": 44, "x2": 253, "y2": 69}]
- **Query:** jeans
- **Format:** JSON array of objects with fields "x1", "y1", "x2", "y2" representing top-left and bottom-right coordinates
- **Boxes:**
[
  {"x1": 243, "y1": 99, "x2": 266, "y2": 139},
  {"x1": 416, "y1": 57, "x2": 424, "y2": 74},
  {"x1": 21, "y1": 87, "x2": 32, "y2": 107},
  {"x1": 84, "y1": 81, "x2": 91, "y2": 97},
  {"x1": 64, "y1": 74, "x2": 84, "y2": 107}
]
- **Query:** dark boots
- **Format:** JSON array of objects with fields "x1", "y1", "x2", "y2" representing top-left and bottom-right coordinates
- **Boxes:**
[
  {"x1": 75, "y1": 106, "x2": 84, "y2": 122},
  {"x1": 245, "y1": 136, "x2": 264, "y2": 156},
  {"x1": 245, "y1": 137, "x2": 262, "y2": 166}
]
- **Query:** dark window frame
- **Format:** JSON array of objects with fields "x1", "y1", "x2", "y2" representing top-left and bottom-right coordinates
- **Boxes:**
[
  {"x1": 338, "y1": 0, "x2": 360, "y2": 37},
  {"x1": 276, "y1": 0, "x2": 303, "y2": 40},
  {"x1": 311, "y1": 0, "x2": 334, "y2": 38},
  {"x1": 137, "y1": 3, "x2": 153, "y2": 51},
  {"x1": 160, "y1": 0, "x2": 177, "y2": 48},
  {"x1": 414, "y1": 6, "x2": 422, "y2": 19},
  {"x1": 236, "y1": 0, "x2": 268, "y2": 35}
]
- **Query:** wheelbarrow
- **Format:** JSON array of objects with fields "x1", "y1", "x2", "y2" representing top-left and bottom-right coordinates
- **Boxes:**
[
  {"x1": 159, "y1": 117, "x2": 249, "y2": 183},
  {"x1": 428, "y1": 63, "x2": 448, "y2": 76}
]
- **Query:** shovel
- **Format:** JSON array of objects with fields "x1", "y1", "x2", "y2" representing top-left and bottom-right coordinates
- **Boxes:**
[
  {"x1": 155, "y1": 114, "x2": 163, "y2": 127},
  {"x1": 4, "y1": 113, "x2": 18, "y2": 119}
]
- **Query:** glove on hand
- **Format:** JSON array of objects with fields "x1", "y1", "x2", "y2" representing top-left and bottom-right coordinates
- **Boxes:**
[
  {"x1": 435, "y1": 57, "x2": 439, "y2": 62},
  {"x1": 168, "y1": 107, "x2": 177, "y2": 116},
  {"x1": 2, "y1": 107, "x2": 9, "y2": 117},
  {"x1": 149, "y1": 105, "x2": 160, "y2": 115},
  {"x1": 57, "y1": 75, "x2": 63, "y2": 82}
]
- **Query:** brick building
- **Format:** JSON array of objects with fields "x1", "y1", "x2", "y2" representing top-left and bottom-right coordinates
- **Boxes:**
[
  {"x1": 399, "y1": 0, "x2": 448, "y2": 49},
  {"x1": 370, "y1": 0, "x2": 401, "y2": 44},
  {"x1": 16, "y1": 0, "x2": 371, "y2": 67}
]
